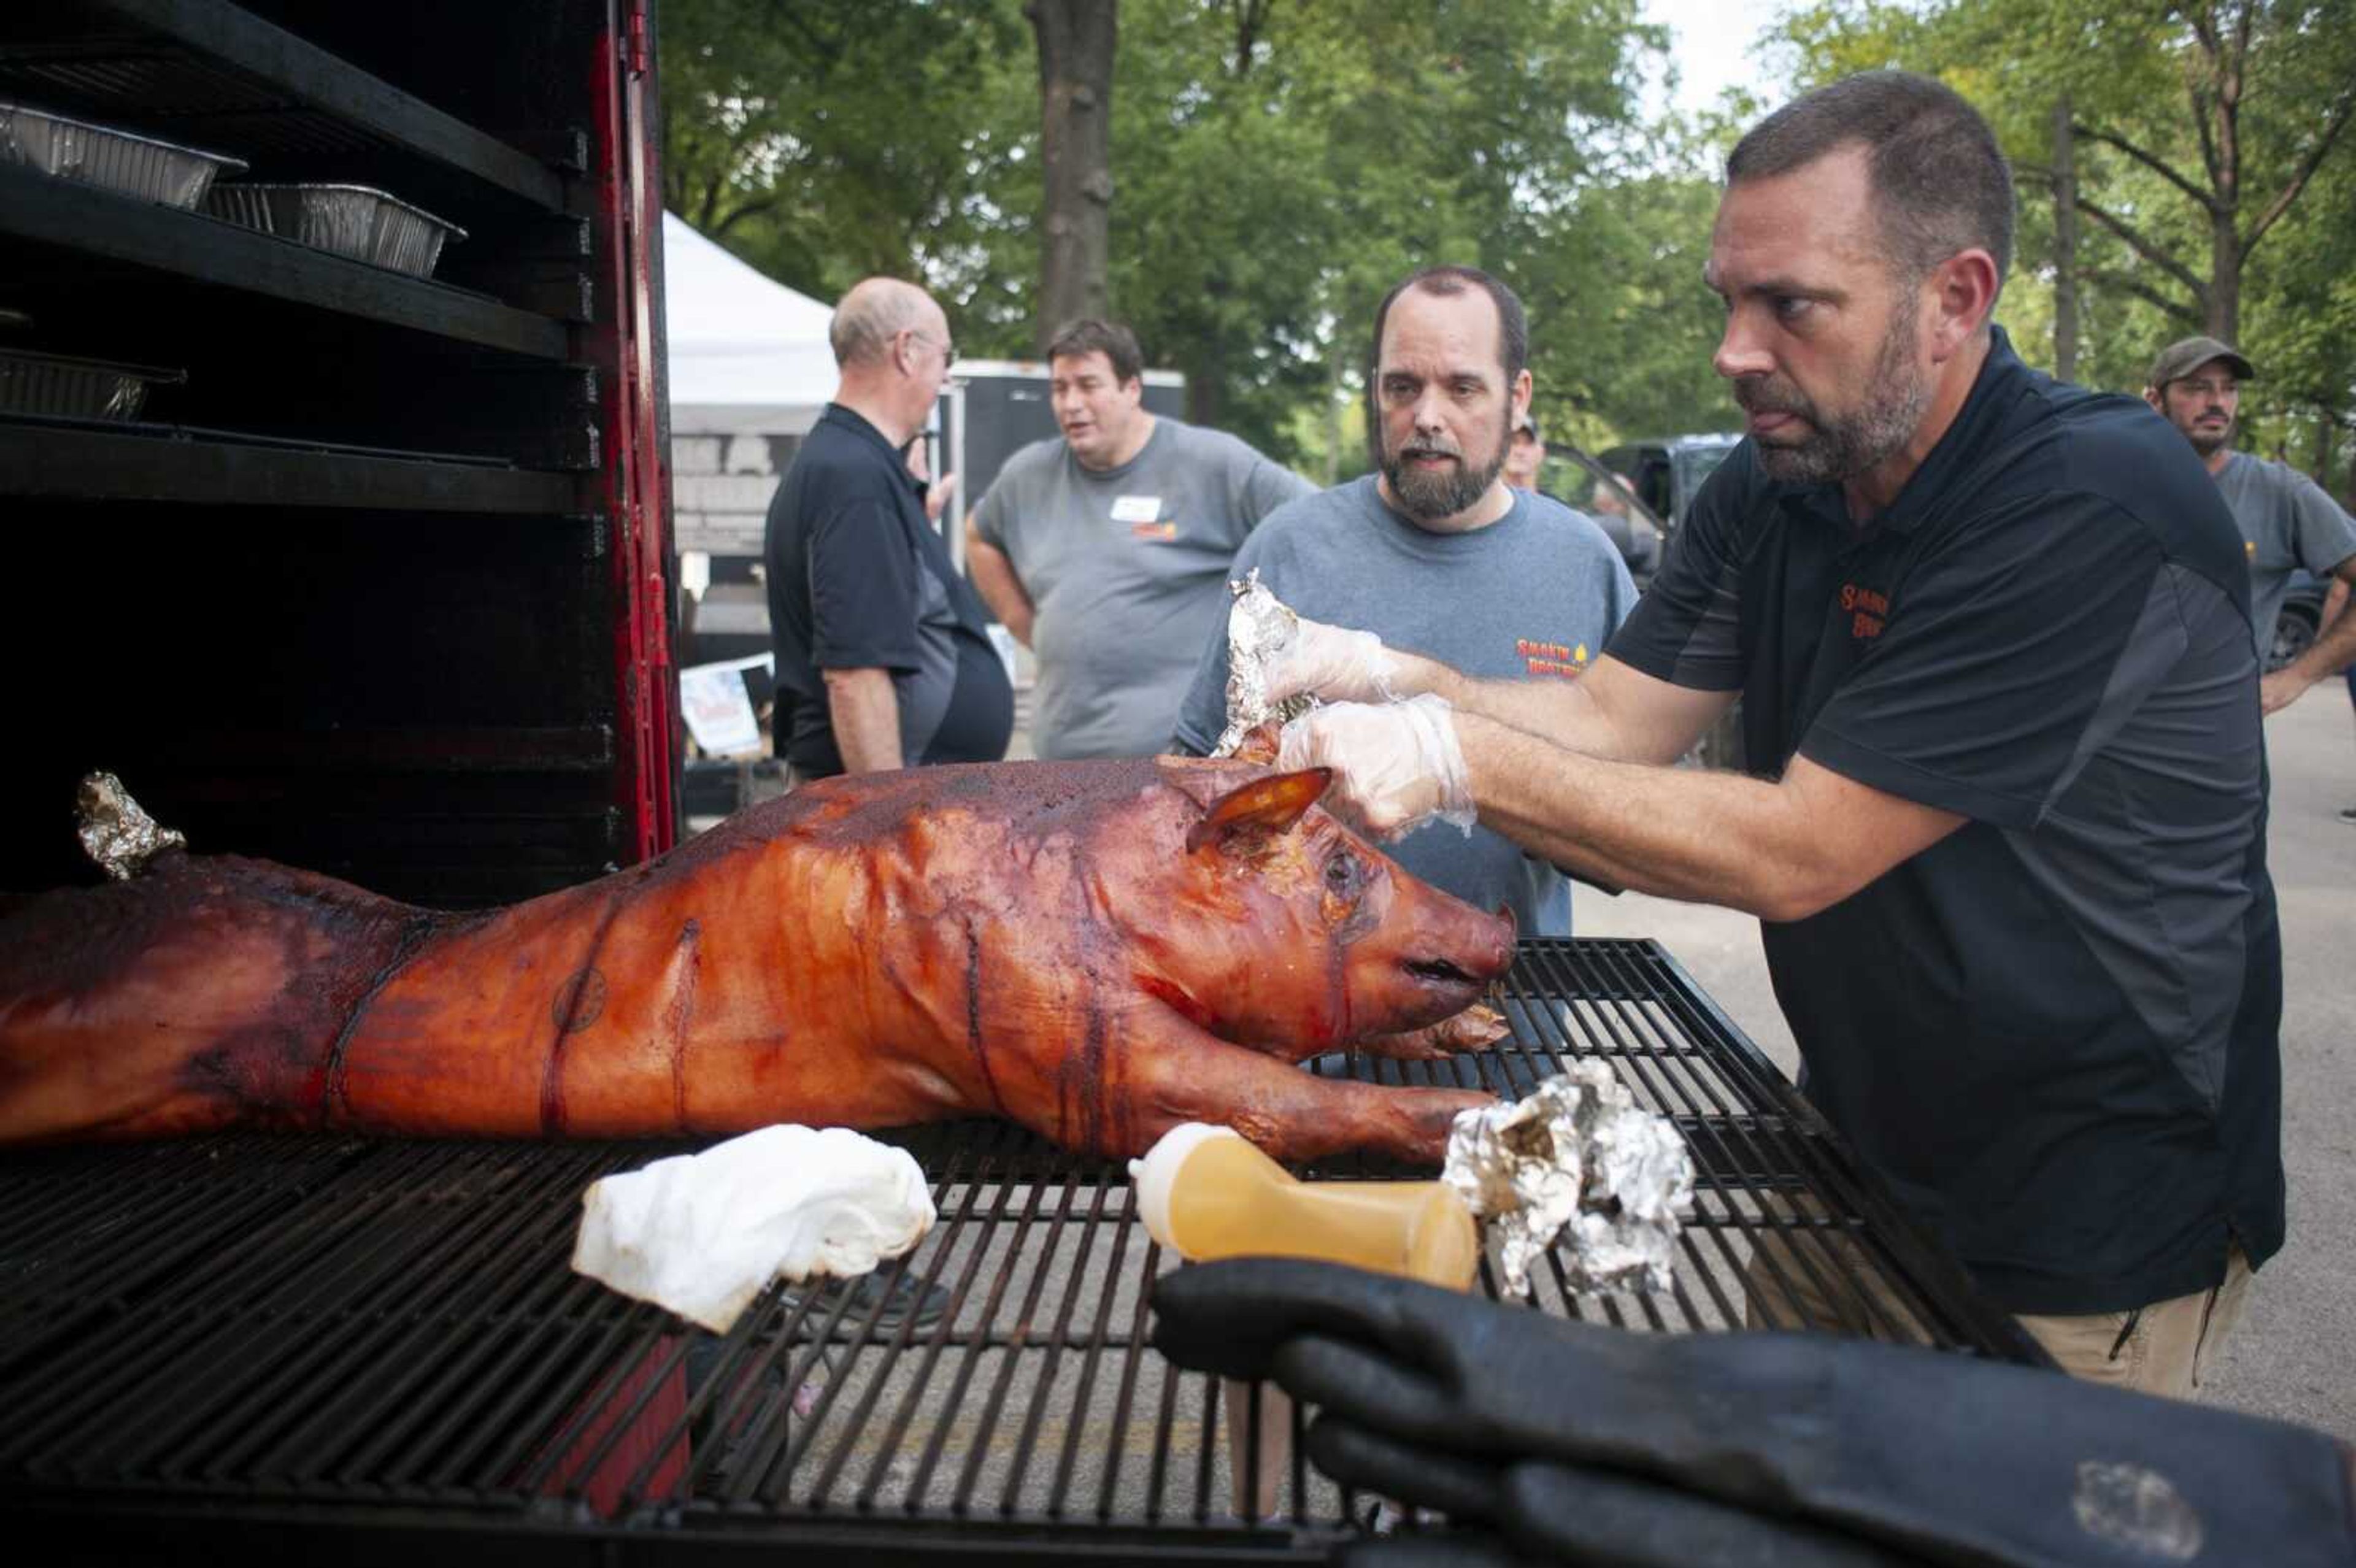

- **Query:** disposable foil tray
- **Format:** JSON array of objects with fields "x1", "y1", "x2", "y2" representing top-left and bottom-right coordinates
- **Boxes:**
[
  {"x1": 0, "y1": 100, "x2": 245, "y2": 210},
  {"x1": 0, "y1": 348, "x2": 185, "y2": 421},
  {"x1": 204, "y1": 182, "x2": 468, "y2": 278}
]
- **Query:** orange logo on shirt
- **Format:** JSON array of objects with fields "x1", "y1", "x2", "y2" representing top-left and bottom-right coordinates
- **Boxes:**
[
  {"x1": 1516, "y1": 637, "x2": 1590, "y2": 678},
  {"x1": 1131, "y1": 520, "x2": 1178, "y2": 542},
  {"x1": 1839, "y1": 582, "x2": 1888, "y2": 641}
]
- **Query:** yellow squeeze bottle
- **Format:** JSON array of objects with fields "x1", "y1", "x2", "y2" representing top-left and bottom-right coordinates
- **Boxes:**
[{"x1": 1129, "y1": 1123, "x2": 1479, "y2": 1289}]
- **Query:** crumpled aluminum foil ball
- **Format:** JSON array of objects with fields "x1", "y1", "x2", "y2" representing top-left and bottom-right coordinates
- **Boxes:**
[{"x1": 1443, "y1": 1061, "x2": 1693, "y2": 1297}]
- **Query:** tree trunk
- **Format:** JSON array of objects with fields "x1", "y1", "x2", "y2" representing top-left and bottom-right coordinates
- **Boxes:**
[
  {"x1": 2050, "y1": 97, "x2": 2078, "y2": 380},
  {"x1": 2208, "y1": 203, "x2": 2241, "y2": 342},
  {"x1": 1028, "y1": 0, "x2": 1117, "y2": 350},
  {"x1": 1185, "y1": 336, "x2": 1223, "y2": 430}
]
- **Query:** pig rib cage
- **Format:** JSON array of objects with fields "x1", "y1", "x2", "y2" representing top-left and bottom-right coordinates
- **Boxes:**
[{"x1": 0, "y1": 937, "x2": 2046, "y2": 1563}]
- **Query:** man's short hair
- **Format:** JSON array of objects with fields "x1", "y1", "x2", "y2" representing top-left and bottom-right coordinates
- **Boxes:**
[
  {"x1": 1727, "y1": 71, "x2": 2014, "y2": 294},
  {"x1": 1369, "y1": 266, "x2": 1529, "y2": 385},
  {"x1": 1045, "y1": 318, "x2": 1145, "y2": 385},
  {"x1": 829, "y1": 278, "x2": 933, "y2": 368}
]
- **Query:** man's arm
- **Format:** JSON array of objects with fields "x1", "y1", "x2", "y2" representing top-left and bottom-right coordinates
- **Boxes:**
[
  {"x1": 1401, "y1": 647, "x2": 1736, "y2": 767},
  {"x1": 1463, "y1": 715, "x2": 1965, "y2": 921},
  {"x1": 823, "y1": 666, "x2": 903, "y2": 772},
  {"x1": 963, "y1": 515, "x2": 1035, "y2": 647},
  {"x1": 2260, "y1": 553, "x2": 2356, "y2": 713}
]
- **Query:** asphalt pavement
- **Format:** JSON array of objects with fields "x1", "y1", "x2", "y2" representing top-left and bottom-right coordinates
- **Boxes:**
[{"x1": 1576, "y1": 685, "x2": 2356, "y2": 1439}]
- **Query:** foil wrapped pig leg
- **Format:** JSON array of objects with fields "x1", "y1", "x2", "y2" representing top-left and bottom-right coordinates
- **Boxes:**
[{"x1": 0, "y1": 759, "x2": 1514, "y2": 1164}]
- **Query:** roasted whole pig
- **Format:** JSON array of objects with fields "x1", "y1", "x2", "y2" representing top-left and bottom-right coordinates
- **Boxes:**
[{"x1": 0, "y1": 759, "x2": 1514, "y2": 1163}]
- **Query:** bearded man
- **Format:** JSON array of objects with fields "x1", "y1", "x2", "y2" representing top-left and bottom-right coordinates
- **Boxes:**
[
  {"x1": 1170, "y1": 266, "x2": 1635, "y2": 936},
  {"x1": 1256, "y1": 74, "x2": 2284, "y2": 1399},
  {"x1": 2141, "y1": 336, "x2": 2356, "y2": 716}
]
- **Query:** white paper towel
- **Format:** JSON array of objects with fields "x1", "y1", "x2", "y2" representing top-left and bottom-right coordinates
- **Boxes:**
[{"x1": 571, "y1": 1124, "x2": 936, "y2": 1333}]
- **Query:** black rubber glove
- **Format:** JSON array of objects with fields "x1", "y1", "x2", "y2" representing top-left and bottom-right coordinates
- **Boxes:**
[{"x1": 1150, "y1": 1258, "x2": 2356, "y2": 1568}]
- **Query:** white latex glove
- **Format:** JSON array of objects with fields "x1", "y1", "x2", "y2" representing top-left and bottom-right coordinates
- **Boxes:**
[
  {"x1": 1276, "y1": 694, "x2": 1474, "y2": 841},
  {"x1": 1267, "y1": 614, "x2": 1399, "y2": 706}
]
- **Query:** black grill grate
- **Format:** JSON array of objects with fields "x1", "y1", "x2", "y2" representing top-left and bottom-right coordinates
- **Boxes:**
[{"x1": 0, "y1": 938, "x2": 2042, "y2": 1561}]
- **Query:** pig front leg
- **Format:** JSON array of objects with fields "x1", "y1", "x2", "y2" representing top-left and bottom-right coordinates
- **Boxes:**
[
  {"x1": 1107, "y1": 1004, "x2": 1494, "y2": 1167},
  {"x1": 1352, "y1": 1001, "x2": 1511, "y2": 1061}
]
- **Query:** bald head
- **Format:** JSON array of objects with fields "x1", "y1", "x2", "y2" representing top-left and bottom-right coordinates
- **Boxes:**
[{"x1": 830, "y1": 278, "x2": 942, "y2": 368}]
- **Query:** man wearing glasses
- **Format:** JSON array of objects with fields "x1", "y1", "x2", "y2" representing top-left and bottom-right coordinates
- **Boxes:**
[{"x1": 763, "y1": 278, "x2": 1011, "y2": 781}]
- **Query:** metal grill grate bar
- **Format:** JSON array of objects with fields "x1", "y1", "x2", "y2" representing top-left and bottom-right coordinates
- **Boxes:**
[{"x1": 0, "y1": 939, "x2": 2041, "y2": 1558}]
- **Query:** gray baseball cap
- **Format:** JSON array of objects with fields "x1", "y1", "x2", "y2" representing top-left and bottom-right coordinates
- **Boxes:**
[{"x1": 2147, "y1": 336, "x2": 2254, "y2": 390}]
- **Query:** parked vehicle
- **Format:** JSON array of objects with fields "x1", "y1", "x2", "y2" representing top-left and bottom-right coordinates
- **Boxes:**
[
  {"x1": 1598, "y1": 434, "x2": 1741, "y2": 547},
  {"x1": 2268, "y1": 571, "x2": 2330, "y2": 673},
  {"x1": 1539, "y1": 442, "x2": 1668, "y2": 587},
  {"x1": 1596, "y1": 434, "x2": 1744, "y2": 769}
]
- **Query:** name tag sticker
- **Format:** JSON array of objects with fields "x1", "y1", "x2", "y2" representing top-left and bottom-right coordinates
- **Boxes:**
[{"x1": 1111, "y1": 495, "x2": 1161, "y2": 523}]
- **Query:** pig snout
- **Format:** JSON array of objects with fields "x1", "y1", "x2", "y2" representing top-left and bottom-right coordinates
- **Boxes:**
[{"x1": 1384, "y1": 896, "x2": 1514, "y2": 1024}]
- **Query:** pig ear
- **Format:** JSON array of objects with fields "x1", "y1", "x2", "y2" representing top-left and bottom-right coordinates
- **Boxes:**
[{"x1": 1186, "y1": 768, "x2": 1333, "y2": 853}]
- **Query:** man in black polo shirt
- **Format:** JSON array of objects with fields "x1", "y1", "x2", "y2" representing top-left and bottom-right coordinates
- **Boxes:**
[
  {"x1": 764, "y1": 278, "x2": 1012, "y2": 779},
  {"x1": 1261, "y1": 72, "x2": 2284, "y2": 1398}
]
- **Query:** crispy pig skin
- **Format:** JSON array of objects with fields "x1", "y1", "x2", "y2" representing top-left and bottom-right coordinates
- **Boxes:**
[{"x1": 0, "y1": 758, "x2": 1513, "y2": 1164}]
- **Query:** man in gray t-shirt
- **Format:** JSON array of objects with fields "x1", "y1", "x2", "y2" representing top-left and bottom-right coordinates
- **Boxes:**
[
  {"x1": 1173, "y1": 477, "x2": 1634, "y2": 935},
  {"x1": 2146, "y1": 336, "x2": 2356, "y2": 713},
  {"x1": 1173, "y1": 266, "x2": 1638, "y2": 936},
  {"x1": 966, "y1": 320, "x2": 1312, "y2": 759}
]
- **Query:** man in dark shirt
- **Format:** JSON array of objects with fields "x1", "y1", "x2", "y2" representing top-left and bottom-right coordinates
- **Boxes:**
[
  {"x1": 1259, "y1": 72, "x2": 2283, "y2": 1397},
  {"x1": 764, "y1": 277, "x2": 1011, "y2": 779}
]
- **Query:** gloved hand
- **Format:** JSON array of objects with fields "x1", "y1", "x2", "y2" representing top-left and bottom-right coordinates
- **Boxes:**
[
  {"x1": 1268, "y1": 614, "x2": 1400, "y2": 707},
  {"x1": 1277, "y1": 696, "x2": 1473, "y2": 840},
  {"x1": 1150, "y1": 1258, "x2": 2356, "y2": 1568}
]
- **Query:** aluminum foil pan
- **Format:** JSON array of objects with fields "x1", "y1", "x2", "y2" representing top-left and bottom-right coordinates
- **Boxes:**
[
  {"x1": 1444, "y1": 1061, "x2": 1694, "y2": 1297},
  {"x1": 0, "y1": 99, "x2": 245, "y2": 210},
  {"x1": 204, "y1": 183, "x2": 468, "y2": 279},
  {"x1": 0, "y1": 348, "x2": 185, "y2": 421}
]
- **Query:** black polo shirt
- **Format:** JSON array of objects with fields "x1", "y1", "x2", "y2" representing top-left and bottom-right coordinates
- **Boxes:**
[
  {"x1": 764, "y1": 404, "x2": 1012, "y2": 777},
  {"x1": 1610, "y1": 328, "x2": 2284, "y2": 1315}
]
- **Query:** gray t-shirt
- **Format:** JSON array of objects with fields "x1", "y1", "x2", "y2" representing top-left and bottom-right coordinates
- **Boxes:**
[
  {"x1": 973, "y1": 418, "x2": 1313, "y2": 759},
  {"x1": 1172, "y1": 476, "x2": 1638, "y2": 936},
  {"x1": 2214, "y1": 452, "x2": 2356, "y2": 655}
]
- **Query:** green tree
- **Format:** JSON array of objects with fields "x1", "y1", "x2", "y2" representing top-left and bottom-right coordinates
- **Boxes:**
[
  {"x1": 1769, "y1": 0, "x2": 2356, "y2": 483},
  {"x1": 1106, "y1": 0, "x2": 1667, "y2": 466},
  {"x1": 657, "y1": 0, "x2": 1035, "y2": 322}
]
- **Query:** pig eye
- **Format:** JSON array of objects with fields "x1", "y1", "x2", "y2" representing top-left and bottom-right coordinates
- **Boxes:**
[{"x1": 1323, "y1": 848, "x2": 1363, "y2": 899}]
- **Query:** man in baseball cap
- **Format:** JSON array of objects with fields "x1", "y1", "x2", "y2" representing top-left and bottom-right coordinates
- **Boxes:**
[
  {"x1": 2145, "y1": 336, "x2": 2356, "y2": 715},
  {"x1": 1503, "y1": 409, "x2": 1547, "y2": 492}
]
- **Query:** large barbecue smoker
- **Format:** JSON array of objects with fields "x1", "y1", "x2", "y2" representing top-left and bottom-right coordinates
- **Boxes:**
[
  {"x1": 0, "y1": 0, "x2": 674, "y2": 900},
  {"x1": 0, "y1": 4, "x2": 2049, "y2": 1562}
]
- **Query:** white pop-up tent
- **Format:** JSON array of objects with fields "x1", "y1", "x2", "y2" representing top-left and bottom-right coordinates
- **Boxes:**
[{"x1": 661, "y1": 212, "x2": 836, "y2": 435}]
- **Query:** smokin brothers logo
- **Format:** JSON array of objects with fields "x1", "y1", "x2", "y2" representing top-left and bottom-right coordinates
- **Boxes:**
[
  {"x1": 1130, "y1": 519, "x2": 1179, "y2": 542},
  {"x1": 1839, "y1": 582, "x2": 1889, "y2": 641},
  {"x1": 1517, "y1": 637, "x2": 1590, "y2": 678}
]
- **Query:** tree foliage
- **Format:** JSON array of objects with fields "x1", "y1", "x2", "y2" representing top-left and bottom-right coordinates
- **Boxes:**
[
  {"x1": 1769, "y1": 0, "x2": 2356, "y2": 491},
  {"x1": 657, "y1": 0, "x2": 1034, "y2": 309},
  {"x1": 655, "y1": 0, "x2": 2354, "y2": 494}
]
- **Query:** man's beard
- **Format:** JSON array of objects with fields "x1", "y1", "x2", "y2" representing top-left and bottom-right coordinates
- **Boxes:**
[
  {"x1": 2183, "y1": 414, "x2": 2233, "y2": 456},
  {"x1": 1382, "y1": 412, "x2": 1508, "y2": 523},
  {"x1": 1736, "y1": 303, "x2": 1931, "y2": 486}
]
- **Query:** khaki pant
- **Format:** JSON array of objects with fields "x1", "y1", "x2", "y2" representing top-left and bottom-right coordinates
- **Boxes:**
[
  {"x1": 2014, "y1": 1248, "x2": 2252, "y2": 1397},
  {"x1": 1743, "y1": 1199, "x2": 2252, "y2": 1401}
]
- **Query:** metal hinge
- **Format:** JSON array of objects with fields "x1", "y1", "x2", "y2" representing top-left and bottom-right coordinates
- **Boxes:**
[{"x1": 623, "y1": 4, "x2": 649, "y2": 76}]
